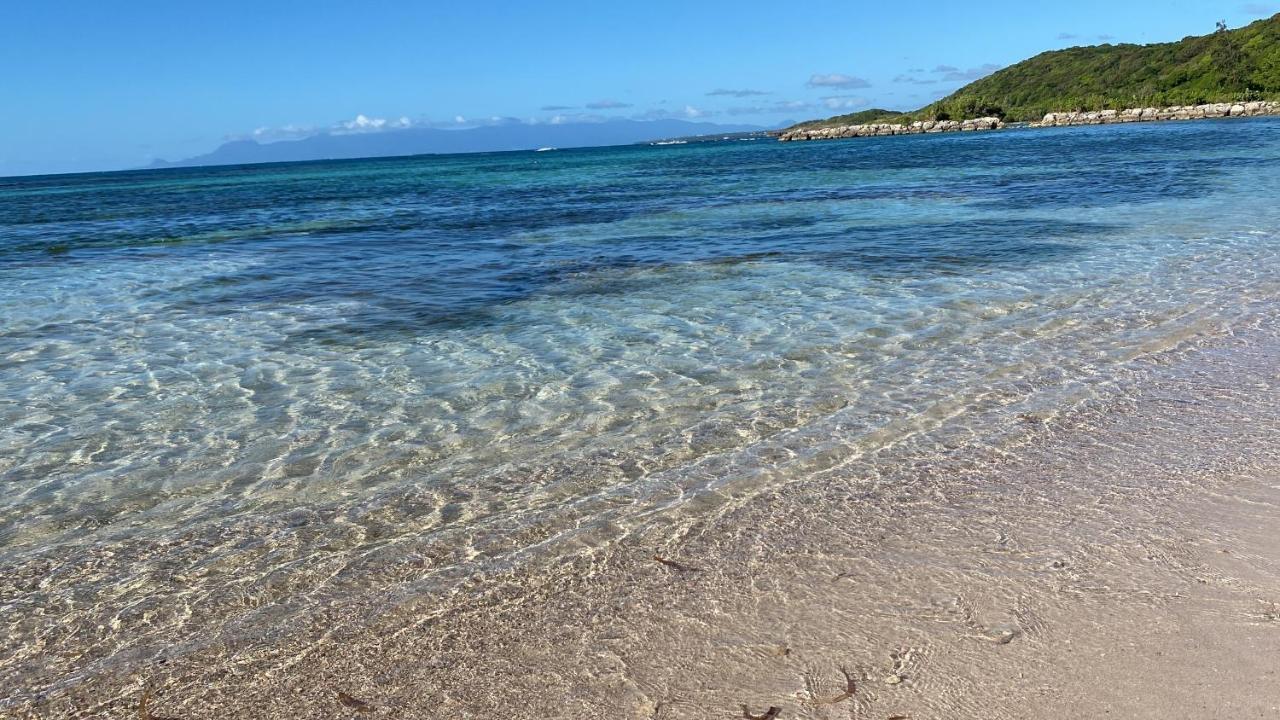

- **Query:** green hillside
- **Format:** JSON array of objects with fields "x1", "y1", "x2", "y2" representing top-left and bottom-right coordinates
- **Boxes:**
[
  {"x1": 793, "y1": 14, "x2": 1280, "y2": 128},
  {"x1": 788, "y1": 108, "x2": 905, "y2": 130}
]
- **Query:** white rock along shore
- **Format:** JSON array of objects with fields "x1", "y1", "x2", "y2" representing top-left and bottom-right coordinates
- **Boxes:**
[
  {"x1": 777, "y1": 116, "x2": 1003, "y2": 141},
  {"x1": 776, "y1": 100, "x2": 1280, "y2": 142},
  {"x1": 1032, "y1": 100, "x2": 1280, "y2": 126}
]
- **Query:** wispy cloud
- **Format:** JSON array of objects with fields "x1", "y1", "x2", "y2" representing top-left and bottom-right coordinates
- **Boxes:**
[
  {"x1": 238, "y1": 113, "x2": 473, "y2": 143},
  {"x1": 585, "y1": 99, "x2": 633, "y2": 110},
  {"x1": 243, "y1": 123, "x2": 318, "y2": 142},
  {"x1": 932, "y1": 65, "x2": 959, "y2": 73},
  {"x1": 542, "y1": 113, "x2": 609, "y2": 125},
  {"x1": 820, "y1": 95, "x2": 870, "y2": 110},
  {"x1": 1097, "y1": 34, "x2": 1116, "y2": 41},
  {"x1": 807, "y1": 73, "x2": 871, "y2": 89},
  {"x1": 725, "y1": 100, "x2": 814, "y2": 116},
  {"x1": 336, "y1": 114, "x2": 413, "y2": 133},
  {"x1": 540, "y1": 104, "x2": 575, "y2": 111},
  {"x1": 1057, "y1": 32, "x2": 1079, "y2": 40},
  {"x1": 707, "y1": 88, "x2": 770, "y2": 97},
  {"x1": 632, "y1": 105, "x2": 715, "y2": 121},
  {"x1": 238, "y1": 101, "x2": 734, "y2": 146},
  {"x1": 893, "y1": 74, "x2": 938, "y2": 85},
  {"x1": 936, "y1": 63, "x2": 1002, "y2": 82}
]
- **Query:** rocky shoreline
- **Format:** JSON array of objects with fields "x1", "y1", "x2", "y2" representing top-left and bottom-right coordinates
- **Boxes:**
[
  {"x1": 776, "y1": 100, "x2": 1280, "y2": 142},
  {"x1": 777, "y1": 116, "x2": 1003, "y2": 141},
  {"x1": 1032, "y1": 100, "x2": 1280, "y2": 127}
]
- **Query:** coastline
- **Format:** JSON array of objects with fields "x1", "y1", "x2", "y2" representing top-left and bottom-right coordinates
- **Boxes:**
[
  {"x1": 777, "y1": 117, "x2": 1004, "y2": 142},
  {"x1": 7, "y1": 113, "x2": 1280, "y2": 720},
  {"x1": 19, "y1": 318, "x2": 1280, "y2": 719},
  {"x1": 9, "y1": 8, "x2": 1280, "y2": 720},
  {"x1": 776, "y1": 100, "x2": 1280, "y2": 142},
  {"x1": 1032, "y1": 100, "x2": 1280, "y2": 128}
]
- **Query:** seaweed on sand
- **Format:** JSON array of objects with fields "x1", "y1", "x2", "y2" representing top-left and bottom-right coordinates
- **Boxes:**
[
  {"x1": 337, "y1": 691, "x2": 374, "y2": 713},
  {"x1": 653, "y1": 554, "x2": 699, "y2": 572},
  {"x1": 741, "y1": 704, "x2": 782, "y2": 719},
  {"x1": 811, "y1": 667, "x2": 857, "y2": 705}
]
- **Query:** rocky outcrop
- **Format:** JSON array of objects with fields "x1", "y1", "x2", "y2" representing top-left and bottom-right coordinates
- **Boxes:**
[
  {"x1": 778, "y1": 100, "x2": 1280, "y2": 144},
  {"x1": 1033, "y1": 101, "x2": 1280, "y2": 127},
  {"x1": 777, "y1": 117, "x2": 1004, "y2": 142}
]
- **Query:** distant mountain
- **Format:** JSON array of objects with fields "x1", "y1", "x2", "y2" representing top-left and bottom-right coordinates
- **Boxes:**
[
  {"x1": 791, "y1": 13, "x2": 1280, "y2": 128},
  {"x1": 152, "y1": 119, "x2": 773, "y2": 168}
]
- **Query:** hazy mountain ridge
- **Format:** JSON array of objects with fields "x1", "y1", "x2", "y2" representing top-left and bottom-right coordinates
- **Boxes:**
[{"x1": 152, "y1": 119, "x2": 772, "y2": 168}]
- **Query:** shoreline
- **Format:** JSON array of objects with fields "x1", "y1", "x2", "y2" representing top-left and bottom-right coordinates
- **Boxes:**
[
  {"x1": 21, "y1": 321, "x2": 1280, "y2": 719},
  {"x1": 7, "y1": 115, "x2": 1280, "y2": 720},
  {"x1": 778, "y1": 116, "x2": 1004, "y2": 142},
  {"x1": 776, "y1": 100, "x2": 1280, "y2": 142}
]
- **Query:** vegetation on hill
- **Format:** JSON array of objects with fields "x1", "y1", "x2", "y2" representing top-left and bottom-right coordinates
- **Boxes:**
[
  {"x1": 791, "y1": 14, "x2": 1280, "y2": 129},
  {"x1": 788, "y1": 108, "x2": 906, "y2": 130}
]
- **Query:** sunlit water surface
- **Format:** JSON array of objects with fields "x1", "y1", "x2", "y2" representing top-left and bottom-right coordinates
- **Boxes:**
[{"x1": 3, "y1": 119, "x2": 1280, "y2": 697}]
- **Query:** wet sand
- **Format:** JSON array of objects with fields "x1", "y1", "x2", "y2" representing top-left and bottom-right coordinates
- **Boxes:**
[{"x1": 14, "y1": 331, "x2": 1280, "y2": 719}]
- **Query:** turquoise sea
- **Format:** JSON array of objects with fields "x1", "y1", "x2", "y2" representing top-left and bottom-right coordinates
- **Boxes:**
[{"x1": 3, "y1": 119, "x2": 1280, "y2": 701}]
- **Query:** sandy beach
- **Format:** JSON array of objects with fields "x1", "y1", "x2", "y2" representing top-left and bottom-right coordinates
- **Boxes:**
[
  {"x1": 8, "y1": 6, "x2": 1280, "y2": 719},
  {"x1": 14, "y1": 320, "x2": 1279, "y2": 720}
]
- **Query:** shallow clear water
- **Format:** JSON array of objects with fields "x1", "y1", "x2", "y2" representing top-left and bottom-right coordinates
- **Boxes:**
[{"x1": 3, "y1": 119, "x2": 1280, "y2": 695}]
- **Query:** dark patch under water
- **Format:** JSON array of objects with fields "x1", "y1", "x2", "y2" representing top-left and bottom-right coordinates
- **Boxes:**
[{"x1": 9, "y1": 120, "x2": 1261, "y2": 338}]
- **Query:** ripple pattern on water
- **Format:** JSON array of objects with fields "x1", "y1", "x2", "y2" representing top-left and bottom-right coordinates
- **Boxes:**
[{"x1": 2, "y1": 118, "x2": 1280, "y2": 700}]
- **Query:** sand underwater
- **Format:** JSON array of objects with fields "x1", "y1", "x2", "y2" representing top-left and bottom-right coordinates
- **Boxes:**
[{"x1": 3, "y1": 119, "x2": 1280, "y2": 718}]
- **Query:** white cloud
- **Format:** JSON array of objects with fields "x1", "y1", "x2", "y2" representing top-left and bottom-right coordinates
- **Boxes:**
[
  {"x1": 706, "y1": 88, "x2": 770, "y2": 97},
  {"x1": 893, "y1": 74, "x2": 938, "y2": 85},
  {"x1": 238, "y1": 123, "x2": 317, "y2": 142},
  {"x1": 338, "y1": 113, "x2": 388, "y2": 132},
  {"x1": 821, "y1": 95, "x2": 870, "y2": 110},
  {"x1": 585, "y1": 99, "x2": 633, "y2": 109},
  {"x1": 333, "y1": 113, "x2": 414, "y2": 133},
  {"x1": 726, "y1": 100, "x2": 814, "y2": 116},
  {"x1": 238, "y1": 113, "x2": 469, "y2": 143},
  {"x1": 807, "y1": 73, "x2": 872, "y2": 89},
  {"x1": 935, "y1": 63, "x2": 1002, "y2": 82},
  {"x1": 239, "y1": 100, "x2": 731, "y2": 145},
  {"x1": 530, "y1": 111, "x2": 610, "y2": 125},
  {"x1": 630, "y1": 105, "x2": 717, "y2": 121}
]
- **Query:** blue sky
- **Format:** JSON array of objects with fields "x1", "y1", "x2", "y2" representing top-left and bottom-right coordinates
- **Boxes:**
[{"x1": 2, "y1": 0, "x2": 1276, "y2": 176}]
